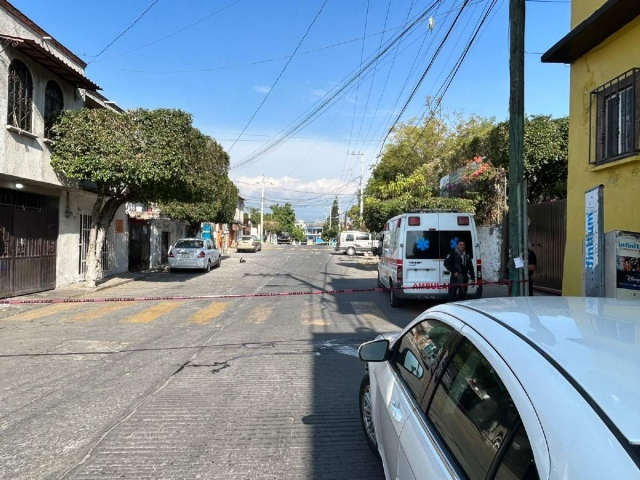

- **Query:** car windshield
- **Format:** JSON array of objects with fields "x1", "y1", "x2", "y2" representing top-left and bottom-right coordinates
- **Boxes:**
[
  {"x1": 174, "y1": 240, "x2": 204, "y2": 249},
  {"x1": 241, "y1": 236, "x2": 253, "y2": 241}
]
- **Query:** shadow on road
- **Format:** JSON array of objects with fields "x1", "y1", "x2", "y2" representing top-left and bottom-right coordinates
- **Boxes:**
[{"x1": 308, "y1": 331, "x2": 385, "y2": 479}]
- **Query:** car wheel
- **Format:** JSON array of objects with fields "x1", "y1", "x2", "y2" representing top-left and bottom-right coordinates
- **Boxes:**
[
  {"x1": 215, "y1": 256, "x2": 221, "y2": 268},
  {"x1": 253, "y1": 247, "x2": 257, "y2": 253},
  {"x1": 204, "y1": 260, "x2": 211, "y2": 273},
  {"x1": 346, "y1": 247, "x2": 356, "y2": 256},
  {"x1": 390, "y1": 279, "x2": 401, "y2": 308},
  {"x1": 359, "y1": 375, "x2": 380, "y2": 458}
]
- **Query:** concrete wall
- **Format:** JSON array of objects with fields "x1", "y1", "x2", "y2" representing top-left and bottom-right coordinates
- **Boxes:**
[
  {"x1": 478, "y1": 225, "x2": 502, "y2": 283},
  {"x1": 56, "y1": 192, "x2": 128, "y2": 287},
  {"x1": 563, "y1": 15, "x2": 640, "y2": 295},
  {"x1": 149, "y1": 218, "x2": 187, "y2": 268},
  {"x1": 0, "y1": 16, "x2": 85, "y2": 188}
]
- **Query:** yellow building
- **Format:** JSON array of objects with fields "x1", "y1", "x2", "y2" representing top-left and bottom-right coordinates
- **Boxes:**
[{"x1": 543, "y1": 0, "x2": 640, "y2": 295}]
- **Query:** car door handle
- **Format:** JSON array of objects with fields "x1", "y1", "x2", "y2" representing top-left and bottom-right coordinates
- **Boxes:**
[{"x1": 390, "y1": 400, "x2": 403, "y2": 422}]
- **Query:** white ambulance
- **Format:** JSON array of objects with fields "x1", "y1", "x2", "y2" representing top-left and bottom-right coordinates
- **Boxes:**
[{"x1": 377, "y1": 210, "x2": 482, "y2": 307}]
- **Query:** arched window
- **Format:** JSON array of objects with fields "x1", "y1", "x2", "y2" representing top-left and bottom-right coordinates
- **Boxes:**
[
  {"x1": 7, "y1": 60, "x2": 33, "y2": 132},
  {"x1": 44, "y1": 80, "x2": 64, "y2": 138}
]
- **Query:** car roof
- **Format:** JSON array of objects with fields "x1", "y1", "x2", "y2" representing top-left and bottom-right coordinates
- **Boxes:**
[{"x1": 455, "y1": 297, "x2": 640, "y2": 447}]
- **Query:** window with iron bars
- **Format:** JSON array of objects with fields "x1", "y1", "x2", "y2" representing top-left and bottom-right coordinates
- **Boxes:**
[
  {"x1": 590, "y1": 68, "x2": 640, "y2": 165},
  {"x1": 7, "y1": 60, "x2": 33, "y2": 132},
  {"x1": 44, "y1": 80, "x2": 64, "y2": 139}
]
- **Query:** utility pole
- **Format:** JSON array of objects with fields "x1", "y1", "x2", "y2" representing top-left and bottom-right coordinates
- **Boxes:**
[
  {"x1": 508, "y1": 0, "x2": 527, "y2": 296},
  {"x1": 348, "y1": 152, "x2": 365, "y2": 225},
  {"x1": 257, "y1": 175, "x2": 271, "y2": 243}
]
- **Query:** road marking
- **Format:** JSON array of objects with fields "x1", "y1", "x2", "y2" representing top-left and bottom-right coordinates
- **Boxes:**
[
  {"x1": 124, "y1": 301, "x2": 179, "y2": 324},
  {"x1": 67, "y1": 303, "x2": 131, "y2": 322},
  {"x1": 243, "y1": 305, "x2": 274, "y2": 324},
  {"x1": 302, "y1": 319, "x2": 330, "y2": 326},
  {"x1": 300, "y1": 299, "x2": 330, "y2": 326},
  {"x1": 189, "y1": 302, "x2": 229, "y2": 325},
  {"x1": 351, "y1": 302, "x2": 395, "y2": 329},
  {"x1": 5, "y1": 303, "x2": 76, "y2": 321}
]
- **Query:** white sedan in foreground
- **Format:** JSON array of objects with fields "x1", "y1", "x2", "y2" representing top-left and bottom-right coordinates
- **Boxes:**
[
  {"x1": 168, "y1": 238, "x2": 221, "y2": 272},
  {"x1": 358, "y1": 297, "x2": 640, "y2": 480}
]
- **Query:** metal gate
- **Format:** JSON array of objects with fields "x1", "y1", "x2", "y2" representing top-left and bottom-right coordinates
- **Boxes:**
[
  {"x1": 0, "y1": 189, "x2": 59, "y2": 298},
  {"x1": 502, "y1": 199, "x2": 567, "y2": 294},
  {"x1": 128, "y1": 220, "x2": 150, "y2": 272},
  {"x1": 78, "y1": 213, "x2": 114, "y2": 281},
  {"x1": 161, "y1": 231, "x2": 169, "y2": 264}
]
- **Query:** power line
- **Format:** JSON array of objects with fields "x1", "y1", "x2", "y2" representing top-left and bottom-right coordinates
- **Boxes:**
[
  {"x1": 395, "y1": 0, "x2": 500, "y2": 171},
  {"x1": 88, "y1": 0, "x2": 161, "y2": 65},
  {"x1": 382, "y1": 0, "x2": 472, "y2": 149},
  {"x1": 231, "y1": 0, "x2": 445, "y2": 172},
  {"x1": 288, "y1": 95, "x2": 353, "y2": 177},
  {"x1": 91, "y1": 0, "x2": 245, "y2": 63},
  {"x1": 227, "y1": 0, "x2": 329, "y2": 152},
  {"x1": 356, "y1": 0, "x2": 419, "y2": 162},
  {"x1": 233, "y1": 179, "x2": 357, "y2": 195},
  {"x1": 92, "y1": 23, "x2": 415, "y2": 74},
  {"x1": 359, "y1": 0, "x2": 467, "y2": 164},
  {"x1": 234, "y1": 23, "x2": 428, "y2": 172},
  {"x1": 353, "y1": 0, "x2": 392, "y2": 156},
  {"x1": 343, "y1": 0, "x2": 371, "y2": 185}
]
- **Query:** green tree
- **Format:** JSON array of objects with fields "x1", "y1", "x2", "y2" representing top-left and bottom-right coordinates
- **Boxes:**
[
  {"x1": 321, "y1": 198, "x2": 342, "y2": 240},
  {"x1": 482, "y1": 115, "x2": 569, "y2": 202},
  {"x1": 363, "y1": 195, "x2": 475, "y2": 232},
  {"x1": 330, "y1": 197, "x2": 340, "y2": 228},
  {"x1": 290, "y1": 227, "x2": 306, "y2": 243},
  {"x1": 51, "y1": 108, "x2": 206, "y2": 287},
  {"x1": 270, "y1": 203, "x2": 296, "y2": 234},
  {"x1": 159, "y1": 137, "x2": 235, "y2": 236}
]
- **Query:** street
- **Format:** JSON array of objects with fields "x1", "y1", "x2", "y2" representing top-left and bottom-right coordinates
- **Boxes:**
[{"x1": 0, "y1": 245, "x2": 428, "y2": 480}]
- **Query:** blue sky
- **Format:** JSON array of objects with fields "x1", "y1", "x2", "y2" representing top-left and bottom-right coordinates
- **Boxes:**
[{"x1": 14, "y1": 0, "x2": 571, "y2": 221}]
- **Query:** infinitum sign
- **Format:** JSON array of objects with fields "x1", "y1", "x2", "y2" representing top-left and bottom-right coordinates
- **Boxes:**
[{"x1": 584, "y1": 186, "x2": 604, "y2": 296}]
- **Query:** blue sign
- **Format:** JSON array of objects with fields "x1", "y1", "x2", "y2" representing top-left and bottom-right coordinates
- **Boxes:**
[{"x1": 202, "y1": 223, "x2": 212, "y2": 240}]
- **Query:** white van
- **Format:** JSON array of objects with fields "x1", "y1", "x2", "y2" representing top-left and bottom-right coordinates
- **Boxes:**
[
  {"x1": 335, "y1": 231, "x2": 379, "y2": 256},
  {"x1": 377, "y1": 210, "x2": 482, "y2": 306}
]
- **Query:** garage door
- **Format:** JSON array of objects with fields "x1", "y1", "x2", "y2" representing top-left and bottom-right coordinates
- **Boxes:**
[{"x1": 0, "y1": 189, "x2": 59, "y2": 298}]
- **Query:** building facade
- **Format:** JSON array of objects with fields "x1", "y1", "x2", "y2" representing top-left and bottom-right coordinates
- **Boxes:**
[
  {"x1": 543, "y1": 0, "x2": 640, "y2": 295},
  {"x1": 0, "y1": 1, "x2": 127, "y2": 296}
]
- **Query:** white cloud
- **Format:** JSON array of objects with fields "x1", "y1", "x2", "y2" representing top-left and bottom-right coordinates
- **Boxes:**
[
  {"x1": 253, "y1": 85, "x2": 272, "y2": 94},
  {"x1": 311, "y1": 88, "x2": 327, "y2": 98}
]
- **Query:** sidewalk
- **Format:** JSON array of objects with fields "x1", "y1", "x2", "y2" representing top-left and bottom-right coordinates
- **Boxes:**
[{"x1": 0, "y1": 266, "x2": 166, "y2": 317}]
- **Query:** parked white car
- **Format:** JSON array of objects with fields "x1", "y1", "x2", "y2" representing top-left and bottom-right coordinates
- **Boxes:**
[
  {"x1": 168, "y1": 238, "x2": 221, "y2": 272},
  {"x1": 358, "y1": 297, "x2": 640, "y2": 480}
]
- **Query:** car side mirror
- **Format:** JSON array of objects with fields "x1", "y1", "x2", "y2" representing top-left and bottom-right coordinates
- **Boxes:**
[{"x1": 358, "y1": 339, "x2": 390, "y2": 362}]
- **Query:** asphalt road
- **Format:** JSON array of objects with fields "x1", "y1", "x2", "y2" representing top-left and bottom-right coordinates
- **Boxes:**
[{"x1": 0, "y1": 245, "x2": 430, "y2": 480}]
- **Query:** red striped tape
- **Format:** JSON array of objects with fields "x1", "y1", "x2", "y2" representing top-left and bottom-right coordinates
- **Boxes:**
[{"x1": 0, "y1": 280, "x2": 529, "y2": 305}]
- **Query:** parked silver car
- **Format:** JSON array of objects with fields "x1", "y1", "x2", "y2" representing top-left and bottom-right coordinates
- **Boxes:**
[
  {"x1": 168, "y1": 238, "x2": 221, "y2": 272},
  {"x1": 358, "y1": 297, "x2": 640, "y2": 480}
]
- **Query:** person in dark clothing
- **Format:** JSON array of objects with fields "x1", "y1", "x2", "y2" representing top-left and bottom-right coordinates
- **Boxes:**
[
  {"x1": 528, "y1": 248, "x2": 537, "y2": 297},
  {"x1": 444, "y1": 240, "x2": 476, "y2": 302}
]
